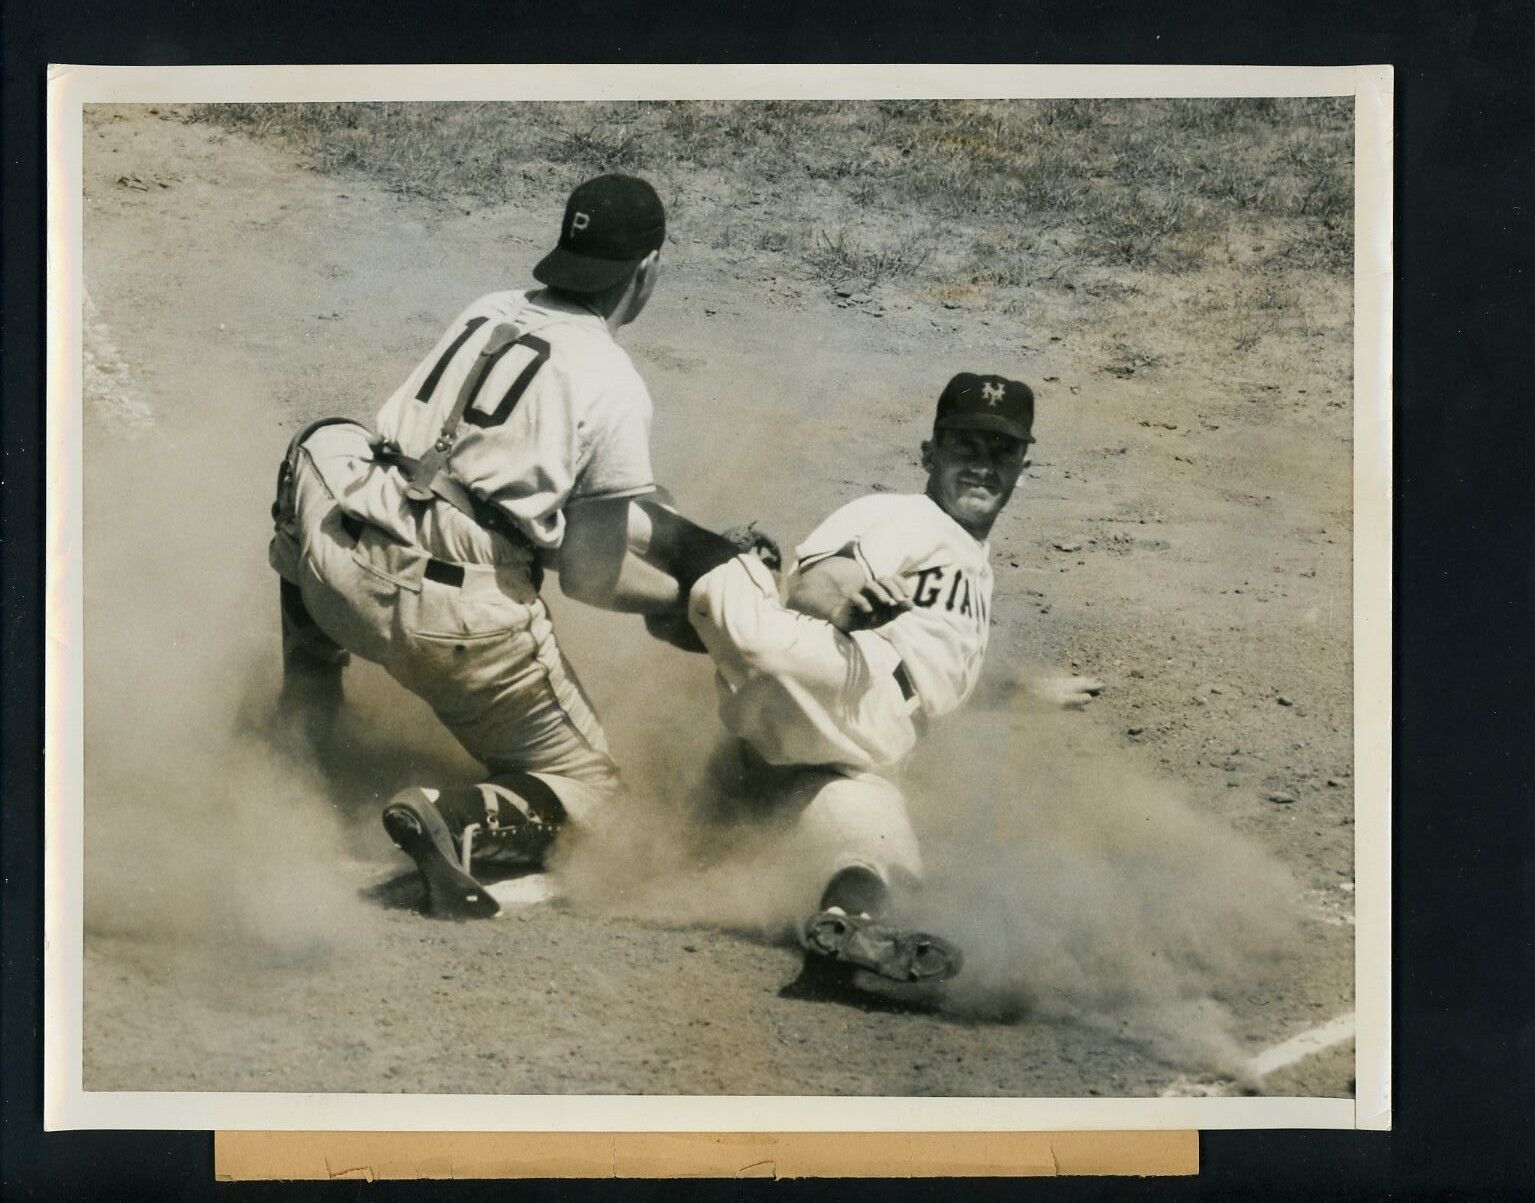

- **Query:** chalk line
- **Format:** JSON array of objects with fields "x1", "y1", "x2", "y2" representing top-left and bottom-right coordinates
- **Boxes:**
[
  {"x1": 1160, "y1": 1012, "x2": 1356, "y2": 1096},
  {"x1": 1245, "y1": 1012, "x2": 1355, "y2": 1079}
]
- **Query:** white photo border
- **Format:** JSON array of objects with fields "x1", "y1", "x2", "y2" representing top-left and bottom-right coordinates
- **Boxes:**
[{"x1": 44, "y1": 62, "x2": 1393, "y2": 1133}]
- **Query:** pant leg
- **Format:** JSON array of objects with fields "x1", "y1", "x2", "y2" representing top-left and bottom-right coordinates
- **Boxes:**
[
  {"x1": 790, "y1": 771, "x2": 924, "y2": 890},
  {"x1": 269, "y1": 419, "x2": 373, "y2": 586},
  {"x1": 389, "y1": 583, "x2": 621, "y2": 814},
  {"x1": 269, "y1": 421, "x2": 399, "y2": 665},
  {"x1": 270, "y1": 420, "x2": 619, "y2": 817},
  {"x1": 736, "y1": 768, "x2": 924, "y2": 919}
]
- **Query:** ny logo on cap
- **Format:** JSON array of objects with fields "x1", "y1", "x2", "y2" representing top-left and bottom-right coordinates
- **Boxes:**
[
  {"x1": 981, "y1": 381, "x2": 1005, "y2": 406},
  {"x1": 571, "y1": 211, "x2": 591, "y2": 234}
]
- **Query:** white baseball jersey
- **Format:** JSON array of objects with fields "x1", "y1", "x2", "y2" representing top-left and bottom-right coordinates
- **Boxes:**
[
  {"x1": 342, "y1": 289, "x2": 656, "y2": 558},
  {"x1": 691, "y1": 554, "x2": 921, "y2": 772},
  {"x1": 792, "y1": 492, "x2": 994, "y2": 719},
  {"x1": 686, "y1": 487, "x2": 1000, "y2": 889}
]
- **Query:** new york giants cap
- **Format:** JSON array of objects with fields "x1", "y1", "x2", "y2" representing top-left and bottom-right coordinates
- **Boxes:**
[
  {"x1": 533, "y1": 174, "x2": 667, "y2": 295},
  {"x1": 934, "y1": 372, "x2": 1036, "y2": 443}
]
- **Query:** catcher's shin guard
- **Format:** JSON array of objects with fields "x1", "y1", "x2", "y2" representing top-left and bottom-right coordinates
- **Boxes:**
[
  {"x1": 801, "y1": 907, "x2": 964, "y2": 985},
  {"x1": 277, "y1": 579, "x2": 347, "y2": 745},
  {"x1": 475, "y1": 770, "x2": 568, "y2": 866},
  {"x1": 381, "y1": 776, "x2": 567, "y2": 919}
]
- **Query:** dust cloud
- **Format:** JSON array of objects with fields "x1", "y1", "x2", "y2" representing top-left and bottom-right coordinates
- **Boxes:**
[
  {"x1": 554, "y1": 641, "x2": 1301, "y2": 1075},
  {"x1": 83, "y1": 326, "x2": 1297, "y2": 1074},
  {"x1": 547, "y1": 377, "x2": 1302, "y2": 1075},
  {"x1": 81, "y1": 371, "x2": 426, "y2": 960},
  {"x1": 907, "y1": 698, "x2": 1300, "y2": 1073}
]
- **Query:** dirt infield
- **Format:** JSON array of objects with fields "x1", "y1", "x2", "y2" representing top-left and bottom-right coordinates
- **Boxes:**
[{"x1": 79, "y1": 102, "x2": 1355, "y2": 1098}]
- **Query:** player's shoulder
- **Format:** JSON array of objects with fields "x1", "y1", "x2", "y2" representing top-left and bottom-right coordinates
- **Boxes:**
[
  {"x1": 456, "y1": 289, "x2": 530, "y2": 322},
  {"x1": 853, "y1": 493, "x2": 987, "y2": 558},
  {"x1": 804, "y1": 492, "x2": 935, "y2": 545},
  {"x1": 842, "y1": 491, "x2": 942, "y2": 523},
  {"x1": 520, "y1": 292, "x2": 646, "y2": 393}
]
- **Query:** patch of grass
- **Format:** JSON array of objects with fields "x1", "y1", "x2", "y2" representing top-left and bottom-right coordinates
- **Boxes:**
[
  {"x1": 185, "y1": 96, "x2": 1354, "y2": 292},
  {"x1": 753, "y1": 228, "x2": 793, "y2": 255},
  {"x1": 1233, "y1": 319, "x2": 1265, "y2": 353},
  {"x1": 1103, "y1": 342, "x2": 1166, "y2": 378},
  {"x1": 801, "y1": 229, "x2": 932, "y2": 289},
  {"x1": 543, "y1": 119, "x2": 646, "y2": 174}
]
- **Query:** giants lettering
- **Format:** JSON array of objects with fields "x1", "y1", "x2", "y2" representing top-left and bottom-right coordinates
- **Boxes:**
[
  {"x1": 907, "y1": 564, "x2": 985, "y2": 626},
  {"x1": 911, "y1": 566, "x2": 945, "y2": 608}
]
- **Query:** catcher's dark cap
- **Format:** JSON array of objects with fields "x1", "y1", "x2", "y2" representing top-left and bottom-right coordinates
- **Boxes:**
[
  {"x1": 533, "y1": 174, "x2": 666, "y2": 295},
  {"x1": 934, "y1": 372, "x2": 1036, "y2": 443}
]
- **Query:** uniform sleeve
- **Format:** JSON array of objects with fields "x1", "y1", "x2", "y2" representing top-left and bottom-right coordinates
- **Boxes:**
[
  {"x1": 793, "y1": 497, "x2": 910, "y2": 579},
  {"x1": 571, "y1": 383, "x2": 656, "y2": 502},
  {"x1": 846, "y1": 518, "x2": 918, "y2": 579},
  {"x1": 795, "y1": 499, "x2": 860, "y2": 567}
]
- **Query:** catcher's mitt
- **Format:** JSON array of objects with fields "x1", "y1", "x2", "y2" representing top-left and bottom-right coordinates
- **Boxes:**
[{"x1": 722, "y1": 522, "x2": 783, "y2": 572}]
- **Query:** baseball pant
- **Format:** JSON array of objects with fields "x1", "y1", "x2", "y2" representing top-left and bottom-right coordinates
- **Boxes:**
[
  {"x1": 688, "y1": 555, "x2": 925, "y2": 892},
  {"x1": 269, "y1": 421, "x2": 619, "y2": 821}
]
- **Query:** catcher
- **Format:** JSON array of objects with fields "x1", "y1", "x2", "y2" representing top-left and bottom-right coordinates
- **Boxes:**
[{"x1": 269, "y1": 173, "x2": 776, "y2": 918}]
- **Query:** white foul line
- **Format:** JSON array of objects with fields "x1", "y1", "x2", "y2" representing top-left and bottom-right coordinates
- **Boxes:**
[
  {"x1": 83, "y1": 288, "x2": 154, "y2": 425},
  {"x1": 1246, "y1": 1012, "x2": 1355, "y2": 1079}
]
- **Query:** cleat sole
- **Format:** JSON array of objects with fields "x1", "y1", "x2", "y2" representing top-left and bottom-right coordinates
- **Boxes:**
[
  {"x1": 803, "y1": 910, "x2": 963, "y2": 984},
  {"x1": 382, "y1": 793, "x2": 499, "y2": 920}
]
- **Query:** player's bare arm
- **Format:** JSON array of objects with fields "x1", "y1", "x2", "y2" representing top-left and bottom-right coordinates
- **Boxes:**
[
  {"x1": 558, "y1": 497, "x2": 685, "y2": 613},
  {"x1": 634, "y1": 497, "x2": 779, "y2": 591},
  {"x1": 626, "y1": 496, "x2": 787, "y2": 653},
  {"x1": 556, "y1": 491, "x2": 780, "y2": 632}
]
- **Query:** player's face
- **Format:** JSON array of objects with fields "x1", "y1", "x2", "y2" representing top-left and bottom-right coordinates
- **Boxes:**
[{"x1": 924, "y1": 429, "x2": 1030, "y2": 535}]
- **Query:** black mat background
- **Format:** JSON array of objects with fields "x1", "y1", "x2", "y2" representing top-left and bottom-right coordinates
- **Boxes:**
[{"x1": 3, "y1": 1, "x2": 1532, "y2": 1197}]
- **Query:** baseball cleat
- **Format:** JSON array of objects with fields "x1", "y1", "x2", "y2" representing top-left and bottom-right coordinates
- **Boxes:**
[
  {"x1": 381, "y1": 787, "x2": 500, "y2": 920},
  {"x1": 801, "y1": 906, "x2": 964, "y2": 984}
]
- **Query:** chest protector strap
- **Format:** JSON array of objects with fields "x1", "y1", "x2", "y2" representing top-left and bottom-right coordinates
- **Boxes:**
[
  {"x1": 379, "y1": 303, "x2": 587, "y2": 550},
  {"x1": 401, "y1": 320, "x2": 525, "y2": 511}
]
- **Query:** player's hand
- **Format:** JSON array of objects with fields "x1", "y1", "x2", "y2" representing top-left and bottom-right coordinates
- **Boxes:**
[
  {"x1": 841, "y1": 574, "x2": 914, "y2": 631},
  {"x1": 1028, "y1": 672, "x2": 1104, "y2": 709}
]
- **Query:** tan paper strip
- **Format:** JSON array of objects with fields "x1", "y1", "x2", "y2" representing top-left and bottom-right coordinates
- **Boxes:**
[{"x1": 215, "y1": 1130, "x2": 1198, "y2": 1180}]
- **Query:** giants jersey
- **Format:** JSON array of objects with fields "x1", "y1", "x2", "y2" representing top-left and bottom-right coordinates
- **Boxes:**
[
  {"x1": 792, "y1": 493, "x2": 994, "y2": 718},
  {"x1": 355, "y1": 289, "x2": 656, "y2": 553}
]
